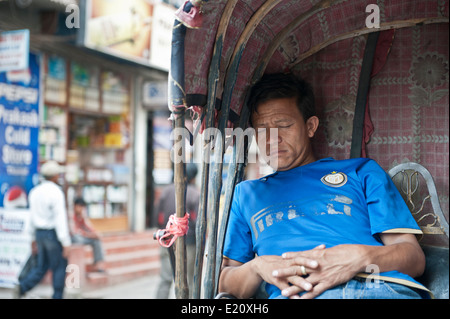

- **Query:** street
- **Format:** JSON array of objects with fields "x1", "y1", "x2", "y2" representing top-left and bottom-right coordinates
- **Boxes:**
[{"x1": 0, "y1": 274, "x2": 175, "y2": 299}]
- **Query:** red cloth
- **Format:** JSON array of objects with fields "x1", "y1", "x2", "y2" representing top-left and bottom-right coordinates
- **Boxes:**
[{"x1": 72, "y1": 214, "x2": 97, "y2": 238}]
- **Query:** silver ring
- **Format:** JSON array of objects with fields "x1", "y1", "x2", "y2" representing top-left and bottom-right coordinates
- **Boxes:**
[{"x1": 300, "y1": 265, "x2": 307, "y2": 276}]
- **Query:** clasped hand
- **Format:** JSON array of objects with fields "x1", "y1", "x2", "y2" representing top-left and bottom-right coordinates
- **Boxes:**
[{"x1": 258, "y1": 244, "x2": 362, "y2": 299}]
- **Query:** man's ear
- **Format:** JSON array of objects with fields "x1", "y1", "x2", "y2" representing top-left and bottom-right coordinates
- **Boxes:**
[{"x1": 306, "y1": 116, "x2": 319, "y2": 138}]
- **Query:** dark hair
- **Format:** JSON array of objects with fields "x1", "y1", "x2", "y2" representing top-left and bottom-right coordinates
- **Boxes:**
[
  {"x1": 74, "y1": 197, "x2": 86, "y2": 206},
  {"x1": 246, "y1": 73, "x2": 315, "y2": 126}
]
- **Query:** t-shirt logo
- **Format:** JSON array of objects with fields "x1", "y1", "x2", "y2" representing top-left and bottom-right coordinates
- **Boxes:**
[{"x1": 321, "y1": 171, "x2": 348, "y2": 187}]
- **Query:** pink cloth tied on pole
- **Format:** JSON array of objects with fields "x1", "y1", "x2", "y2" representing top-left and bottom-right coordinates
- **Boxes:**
[{"x1": 156, "y1": 213, "x2": 190, "y2": 248}]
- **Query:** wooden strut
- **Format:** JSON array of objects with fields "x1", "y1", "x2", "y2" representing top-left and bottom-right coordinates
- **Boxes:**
[
  {"x1": 192, "y1": 0, "x2": 239, "y2": 299},
  {"x1": 213, "y1": 108, "x2": 250, "y2": 294},
  {"x1": 289, "y1": 17, "x2": 449, "y2": 67},
  {"x1": 173, "y1": 111, "x2": 189, "y2": 299},
  {"x1": 168, "y1": 0, "x2": 190, "y2": 299}
]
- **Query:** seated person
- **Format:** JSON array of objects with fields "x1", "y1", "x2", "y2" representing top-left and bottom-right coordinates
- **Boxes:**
[
  {"x1": 218, "y1": 73, "x2": 430, "y2": 299},
  {"x1": 70, "y1": 197, "x2": 106, "y2": 272}
]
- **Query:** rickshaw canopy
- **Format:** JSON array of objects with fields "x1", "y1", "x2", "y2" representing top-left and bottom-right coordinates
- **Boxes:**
[{"x1": 165, "y1": 0, "x2": 449, "y2": 299}]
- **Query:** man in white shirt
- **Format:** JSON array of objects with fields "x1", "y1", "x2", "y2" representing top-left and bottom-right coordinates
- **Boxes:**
[{"x1": 14, "y1": 160, "x2": 71, "y2": 299}]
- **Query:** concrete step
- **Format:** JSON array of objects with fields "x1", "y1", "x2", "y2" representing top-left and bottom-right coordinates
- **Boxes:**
[
  {"x1": 103, "y1": 238, "x2": 158, "y2": 255},
  {"x1": 86, "y1": 262, "x2": 160, "y2": 287},
  {"x1": 82, "y1": 230, "x2": 162, "y2": 289},
  {"x1": 100, "y1": 231, "x2": 158, "y2": 243},
  {"x1": 38, "y1": 230, "x2": 163, "y2": 291}
]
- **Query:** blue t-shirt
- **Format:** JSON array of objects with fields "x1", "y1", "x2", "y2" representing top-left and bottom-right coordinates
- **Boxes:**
[{"x1": 223, "y1": 157, "x2": 429, "y2": 298}]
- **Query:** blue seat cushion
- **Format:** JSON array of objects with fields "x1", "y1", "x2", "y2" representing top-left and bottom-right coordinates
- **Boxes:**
[{"x1": 416, "y1": 245, "x2": 449, "y2": 299}]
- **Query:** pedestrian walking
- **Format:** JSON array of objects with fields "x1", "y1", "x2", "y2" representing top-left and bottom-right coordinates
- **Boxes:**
[{"x1": 13, "y1": 160, "x2": 72, "y2": 299}]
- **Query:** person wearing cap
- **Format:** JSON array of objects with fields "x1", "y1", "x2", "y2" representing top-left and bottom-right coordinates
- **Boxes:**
[{"x1": 14, "y1": 160, "x2": 72, "y2": 299}]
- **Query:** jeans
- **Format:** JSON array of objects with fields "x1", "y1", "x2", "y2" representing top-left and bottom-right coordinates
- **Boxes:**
[
  {"x1": 19, "y1": 229, "x2": 68, "y2": 299},
  {"x1": 275, "y1": 278, "x2": 430, "y2": 299},
  {"x1": 71, "y1": 234, "x2": 104, "y2": 264}
]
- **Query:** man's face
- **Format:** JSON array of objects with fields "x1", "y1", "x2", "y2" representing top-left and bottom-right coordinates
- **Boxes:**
[
  {"x1": 74, "y1": 204, "x2": 85, "y2": 216},
  {"x1": 251, "y1": 97, "x2": 318, "y2": 171}
]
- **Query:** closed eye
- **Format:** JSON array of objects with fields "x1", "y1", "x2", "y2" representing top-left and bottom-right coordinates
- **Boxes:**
[{"x1": 255, "y1": 121, "x2": 293, "y2": 130}]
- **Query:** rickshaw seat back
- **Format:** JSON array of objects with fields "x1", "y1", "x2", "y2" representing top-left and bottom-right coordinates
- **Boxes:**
[
  {"x1": 217, "y1": 162, "x2": 449, "y2": 299},
  {"x1": 388, "y1": 162, "x2": 449, "y2": 299}
]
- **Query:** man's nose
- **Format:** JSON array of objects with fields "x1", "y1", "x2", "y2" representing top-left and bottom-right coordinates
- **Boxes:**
[
  {"x1": 257, "y1": 128, "x2": 280, "y2": 146},
  {"x1": 267, "y1": 128, "x2": 280, "y2": 144}
]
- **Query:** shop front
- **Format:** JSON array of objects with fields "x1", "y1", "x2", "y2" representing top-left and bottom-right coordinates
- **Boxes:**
[
  {"x1": 40, "y1": 53, "x2": 134, "y2": 233},
  {"x1": 34, "y1": 0, "x2": 177, "y2": 233},
  {"x1": 0, "y1": 0, "x2": 177, "y2": 287}
]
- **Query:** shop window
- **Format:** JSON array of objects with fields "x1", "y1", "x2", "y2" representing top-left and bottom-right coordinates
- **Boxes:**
[
  {"x1": 66, "y1": 113, "x2": 131, "y2": 220},
  {"x1": 41, "y1": 53, "x2": 133, "y2": 232}
]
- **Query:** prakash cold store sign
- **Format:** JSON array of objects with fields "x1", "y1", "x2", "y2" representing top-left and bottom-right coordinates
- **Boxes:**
[
  {"x1": 0, "y1": 52, "x2": 38, "y2": 288},
  {"x1": 0, "y1": 53, "x2": 40, "y2": 209},
  {"x1": 78, "y1": 0, "x2": 175, "y2": 71}
]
